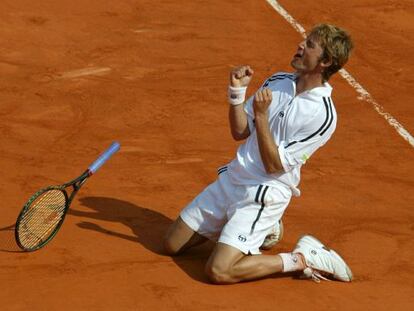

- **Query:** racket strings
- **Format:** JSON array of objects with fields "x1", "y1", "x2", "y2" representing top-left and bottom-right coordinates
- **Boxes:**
[{"x1": 18, "y1": 189, "x2": 67, "y2": 249}]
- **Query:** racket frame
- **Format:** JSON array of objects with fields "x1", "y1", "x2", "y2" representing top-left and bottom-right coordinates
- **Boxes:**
[
  {"x1": 15, "y1": 170, "x2": 90, "y2": 251},
  {"x1": 15, "y1": 142, "x2": 120, "y2": 252}
]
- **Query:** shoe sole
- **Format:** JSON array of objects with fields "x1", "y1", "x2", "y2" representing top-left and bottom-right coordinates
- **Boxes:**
[
  {"x1": 260, "y1": 219, "x2": 284, "y2": 250},
  {"x1": 298, "y1": 235, "x2": 353, "y2": 282}
]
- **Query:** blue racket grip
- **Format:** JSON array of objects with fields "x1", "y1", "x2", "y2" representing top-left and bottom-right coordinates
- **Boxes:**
[{"x1": 88, "y1": 142, "x2": 120, "y2": 175}]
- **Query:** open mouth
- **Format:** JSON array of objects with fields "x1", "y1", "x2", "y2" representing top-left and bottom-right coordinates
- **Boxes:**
[{"x1": 294, "y1": 53, "x2": 302, "y2": 58}]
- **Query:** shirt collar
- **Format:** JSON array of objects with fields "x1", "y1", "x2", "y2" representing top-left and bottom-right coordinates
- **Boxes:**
[{"x1": 291, "y1": 75, "x2": 333, "y2": 98}]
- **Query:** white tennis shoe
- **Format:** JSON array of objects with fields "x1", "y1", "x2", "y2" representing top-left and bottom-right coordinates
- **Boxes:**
[
  {"x1": 260, "y1": 219, "x2": 284, "y2": 250},
  {"x1": 293, "y1": 235, "x2": 353, "y2": 282}
]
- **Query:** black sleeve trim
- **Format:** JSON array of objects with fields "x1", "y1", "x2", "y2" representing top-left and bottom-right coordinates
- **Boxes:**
[{"x1": 286, "y1": 97, "x2": 333, "y2": 148}]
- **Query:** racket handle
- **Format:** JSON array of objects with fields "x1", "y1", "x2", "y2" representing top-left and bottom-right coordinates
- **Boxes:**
[{"x1": 88, "y1": 142, "x2": 120, "y2": 174}]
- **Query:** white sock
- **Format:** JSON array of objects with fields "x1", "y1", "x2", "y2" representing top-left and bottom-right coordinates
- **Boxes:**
[{"x1": 279, "y1": 253, "x2": 304, "y2": 273}]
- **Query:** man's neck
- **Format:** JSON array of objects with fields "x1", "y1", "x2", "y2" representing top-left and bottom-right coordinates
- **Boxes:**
[{"x1": 295, "y1": 73, "x2": 324, "y2": 96}]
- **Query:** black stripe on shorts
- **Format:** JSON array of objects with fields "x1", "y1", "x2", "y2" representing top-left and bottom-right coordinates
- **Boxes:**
[{"x1": 250, "y1": 185, "x2": 269, "y2": 234}]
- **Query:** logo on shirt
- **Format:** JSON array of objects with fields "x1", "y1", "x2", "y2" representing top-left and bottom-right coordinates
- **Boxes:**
[{"x1": 278, "y1": 111, "x2": 285, "y2": 118}]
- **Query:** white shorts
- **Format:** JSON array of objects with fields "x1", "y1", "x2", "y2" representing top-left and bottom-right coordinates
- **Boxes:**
[{"x1": 180, "y1": 168, "x2": 292, "y2": 255}]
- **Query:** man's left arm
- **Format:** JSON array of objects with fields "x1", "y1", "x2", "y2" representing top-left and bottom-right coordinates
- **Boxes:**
[{"x1": 253, "y1": 88, "x2": 284, "y2": 174}]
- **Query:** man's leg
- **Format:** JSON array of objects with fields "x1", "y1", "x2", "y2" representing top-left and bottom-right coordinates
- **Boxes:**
[
  {"x1": 163, "y1": 216, "x2": 208, "y2": 255},
  {"x1": 204, "y1": 242, "x2": 306, "y2": 284},
  {"x1": 205, "y1": 236, "x2": 354, "y2": 284},
  {"x1": 164, "y1": 175, "x2": 228, "y2": 256}
]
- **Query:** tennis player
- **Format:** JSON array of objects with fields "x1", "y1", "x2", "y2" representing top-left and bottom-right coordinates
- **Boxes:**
[{"x1": 164, "y1": 24, "x2": 354, "y2": 284}]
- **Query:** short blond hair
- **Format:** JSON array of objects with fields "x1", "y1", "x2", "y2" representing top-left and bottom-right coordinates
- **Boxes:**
[{"x1": 309, "y1": 24, "x2": 353, "y2": 81}]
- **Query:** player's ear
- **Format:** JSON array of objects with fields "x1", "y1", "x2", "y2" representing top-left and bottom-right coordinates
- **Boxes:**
[{"x1": 320, "y1": 54, "x2": 332, "y2": 69}]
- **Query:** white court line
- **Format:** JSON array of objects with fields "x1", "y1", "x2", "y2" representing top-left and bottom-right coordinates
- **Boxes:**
[
  {"x1": 59, "y1": 67, "x2": 111, "y2": 79},
  {"x1": 266, "y1": 0, "x2": 414, "y2": 148}
]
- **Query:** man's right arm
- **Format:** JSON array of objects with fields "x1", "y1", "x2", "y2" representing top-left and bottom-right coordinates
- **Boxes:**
[{"x1": 228, "y1": 65, "x2": 254, "y2": 141}]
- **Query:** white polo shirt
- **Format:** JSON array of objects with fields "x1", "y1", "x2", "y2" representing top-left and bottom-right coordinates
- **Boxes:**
[{"x1": 227, "y1": 72, "x2": 337, "y2": 196}]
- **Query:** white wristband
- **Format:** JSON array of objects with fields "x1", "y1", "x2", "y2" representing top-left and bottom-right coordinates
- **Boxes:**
[{"x1": 228, "y1": 85, "x2": 247, "y2": 106}]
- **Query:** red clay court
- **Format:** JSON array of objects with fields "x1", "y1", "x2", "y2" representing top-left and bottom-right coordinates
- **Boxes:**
[{"x1": 0, "y1": 0, "x2": 413, "y2": 310}]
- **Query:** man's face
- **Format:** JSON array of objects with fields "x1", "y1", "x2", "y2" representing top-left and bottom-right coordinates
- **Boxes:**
[{"x1": 290, "y1": 34, "x2": 325, "y2": 74}]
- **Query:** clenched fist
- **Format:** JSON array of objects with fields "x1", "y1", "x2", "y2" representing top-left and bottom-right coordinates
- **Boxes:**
[
  {"x1": 230, "y1": 65, "x2": 254, "y2": 87},
  {"x1": 253, "y1": 88, "x2": 273, "y2": 115}
]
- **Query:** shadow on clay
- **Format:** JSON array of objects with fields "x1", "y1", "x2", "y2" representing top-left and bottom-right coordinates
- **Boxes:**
[
  {"x1": 0, "y1": 224, "x2": 22, "y2": 252},
  {"x1": 68, "y1": 196, "x2": 213, "y2": 283}
]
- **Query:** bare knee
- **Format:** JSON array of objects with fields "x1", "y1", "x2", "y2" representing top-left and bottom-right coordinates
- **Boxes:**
[
  {"x1": 205, "y1": 263, "x2": 234, "y2": 284},
  {"x1": 204, "y1": 243, "x2": 246, "y2": 284}
]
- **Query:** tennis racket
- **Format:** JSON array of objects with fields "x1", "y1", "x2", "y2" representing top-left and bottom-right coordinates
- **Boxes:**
[{"x1": 15, "y1": 141, "x2": 120, "y2": 252}]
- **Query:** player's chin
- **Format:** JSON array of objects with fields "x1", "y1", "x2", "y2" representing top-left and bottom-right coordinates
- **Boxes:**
[{"x1": 290, "y1": 59, "x2": 302, "y2": 70}]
